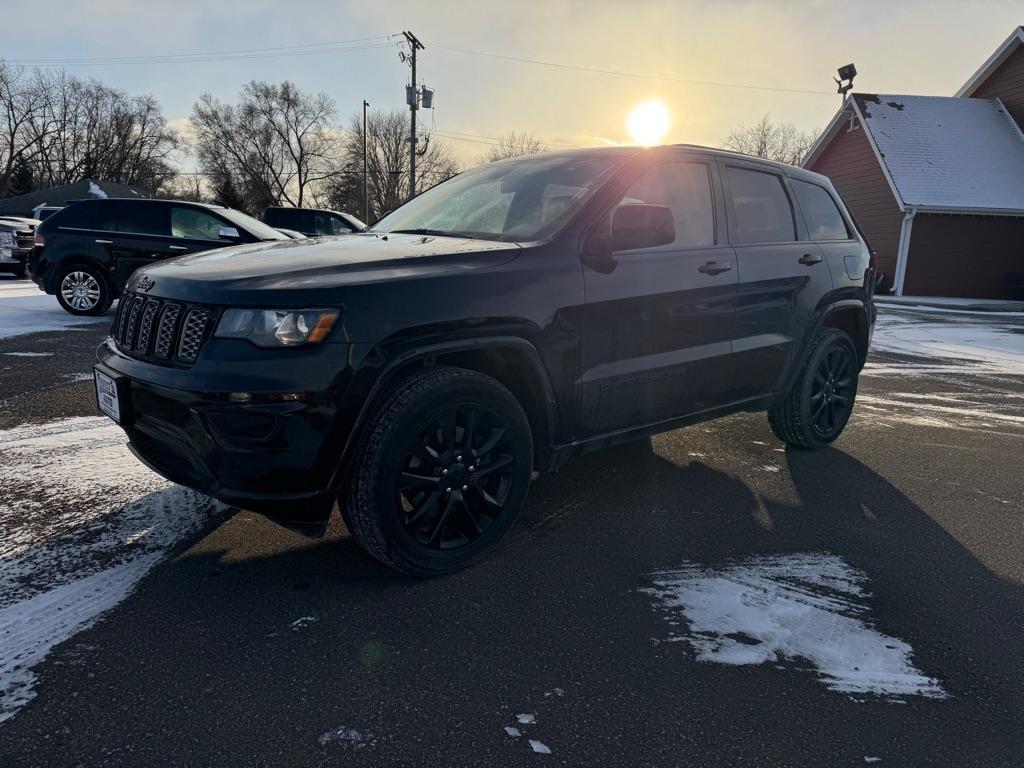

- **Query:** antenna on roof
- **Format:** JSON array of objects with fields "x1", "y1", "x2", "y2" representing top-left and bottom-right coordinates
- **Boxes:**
[{"x1": 835, "y1": 63, "x2": 857, "y2": 105}]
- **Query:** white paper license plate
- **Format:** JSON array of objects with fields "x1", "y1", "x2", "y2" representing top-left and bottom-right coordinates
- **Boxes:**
[{"x1": 94, "y1": 369, "x2": 121, "y2": 423}]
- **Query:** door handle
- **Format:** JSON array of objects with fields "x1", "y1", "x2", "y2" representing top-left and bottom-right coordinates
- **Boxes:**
[
  {"x1": 698, "y1": 260, "x2": 732, "y2": 275},
  {"x1": 168, "y1": 245, "x2": 188, "y2": 251},
  {"x1": 799, "y1": 253, "x2": 823, "y2": 265},
  {"x1": 95, "y1": 239, "x2": 113, "y2": 244}
]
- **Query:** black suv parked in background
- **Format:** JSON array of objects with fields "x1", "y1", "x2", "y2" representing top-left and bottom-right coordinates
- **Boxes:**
[
  {"x1": 94, "y1": 146, "x2": 875, "y2": 575},
  {"x1": 31, "y1": 199, "x2": 287, "y2": 315},
  {"x1": 262, "y1": 206, "x2": 365, "y2": 237}
]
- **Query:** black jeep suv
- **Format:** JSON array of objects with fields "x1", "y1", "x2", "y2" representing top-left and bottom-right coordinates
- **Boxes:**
[
  {"x1": 94, "y1": 146, "x2": 875, "y2": 575},
  {"x1": 31, "y1": 199, "x2": 287, "y2": 315}
]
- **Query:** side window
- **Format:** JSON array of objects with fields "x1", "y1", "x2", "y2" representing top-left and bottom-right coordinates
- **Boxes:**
[
  {"x1": 791, "y1": 179, "x2": 850, "y2": 240},
  {"x1": 315, "y1": 213, "x2": 351, "y2": 235},
  {"x1": 111, "y1": 202, "x2": 170, "y2": 237},
  {"x1": 170, "y1": 207, "x2": 230, "y2": 240},
  {"x1": 53, "y1": 201, "x2": 102, "y2": 229},
  {"x1": 329, "y1": 215, "x2": 353, "y2": 234},
  {"x1": 616, "y1": 162, "x2": 715, "y2": 248},
  {"x1": 725, "y1": 166, "x2": 796, "y2": 244}
]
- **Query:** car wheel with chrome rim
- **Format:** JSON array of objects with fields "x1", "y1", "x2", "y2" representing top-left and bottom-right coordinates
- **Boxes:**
[{"x1": 55, "y1": 264, "x2": 113, "y2": 316}]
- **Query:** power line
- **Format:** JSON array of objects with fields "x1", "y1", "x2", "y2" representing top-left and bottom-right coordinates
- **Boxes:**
[
  {"x1": 435, "y1": 129, "x2": 577, "y2": 148},
  {"x1": 7, "y1": 36, "x2": 397, "y2": 67},
  {"x1": 431, "y1": 44, "x2": 835, "y2": 96}
]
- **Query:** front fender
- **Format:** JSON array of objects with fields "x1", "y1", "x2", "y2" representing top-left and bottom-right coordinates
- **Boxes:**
[{"x1": 326, "y1": 334, "x2": 559, "y2": 488}]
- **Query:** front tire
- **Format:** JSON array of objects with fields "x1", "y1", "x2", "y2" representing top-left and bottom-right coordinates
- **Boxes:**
[
  {"x1": 341, "y1": 366, "x2": 534, "y2": 576},
  {"x1": 768, "y1": 328, "x2": 859, "y2": 449},
  {"x1": 55, "y1": 264, "x2": 113, "y2": 316}
]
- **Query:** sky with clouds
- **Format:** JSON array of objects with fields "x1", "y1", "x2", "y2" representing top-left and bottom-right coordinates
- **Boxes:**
[{"x1": 4, "y1": 0, "x2": 1022, "y2": 164}]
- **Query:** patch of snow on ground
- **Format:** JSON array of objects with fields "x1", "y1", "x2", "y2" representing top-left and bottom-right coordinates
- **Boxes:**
[
  {"x1": 1, "y1": 352, "x2": 52, "y2": 357},
  {"x1": 319, "y1": 725, "x2": 373, "y2": 748},
  {"x1": 0, "y1": 416, "x2": 217, "y2": 722},
  {"x1": 869, "y1": 311, "x2": 1023, "y2": 377},
  {"x1": 0, "y1": 279, "x2": 114, "y2": 339},
  {"x1": 516, "y1": 713, "x2": 536, "y2": 724},
  {"x1": 504, "y1": 726, "x2": 521, "y2": 737},
  {"x1": 529, "y1": 740, "x2": 552, "y2": 754},
  {"x1": 644, "y1": 552, "x2": 947, "y2": 700}
]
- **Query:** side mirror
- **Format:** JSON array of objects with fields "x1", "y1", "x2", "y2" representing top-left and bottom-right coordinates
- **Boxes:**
[
  {"x1": 219, "y1": 226, "x2": 241, "y2": 240},
  {"x1": 611, "y1": 204, "x2": 675, "y2": 252}
]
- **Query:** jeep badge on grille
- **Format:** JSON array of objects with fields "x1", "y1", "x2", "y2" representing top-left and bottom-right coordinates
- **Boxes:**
[{"x1": 137, "y1": 275, "x2": 155, "y2": 292}]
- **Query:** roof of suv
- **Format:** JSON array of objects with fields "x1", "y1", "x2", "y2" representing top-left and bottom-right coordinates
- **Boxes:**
[{"x1": 498, "y1": 143, "x2": 835, "y2": 186}]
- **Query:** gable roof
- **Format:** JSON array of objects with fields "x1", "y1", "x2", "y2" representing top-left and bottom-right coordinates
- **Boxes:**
[
  {"x1": 955, "y1": 26, "x2": 1024, "y2": 98},
  {"x1": 0, "y1": 179, "x2": 151, "y2": 216},
  {"x1": 803, "y1": 93, "x2": 1024, "y2": 215}
]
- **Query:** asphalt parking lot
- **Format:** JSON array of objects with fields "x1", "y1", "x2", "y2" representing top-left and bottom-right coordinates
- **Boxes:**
[{"x1": 1, "y1": 278, "x2": 1022, "y2": 767}]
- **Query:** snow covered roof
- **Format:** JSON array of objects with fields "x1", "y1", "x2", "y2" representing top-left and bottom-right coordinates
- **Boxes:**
[
  {"x1": 955, "y1": 26, "x2": 1024, "y2": 98},
  {"x1": 804, "y1": 93, "x2": 1024, "y2": 215},
  {"x1": 0, "y1": 179, "x2": 151, "y2": 217}
]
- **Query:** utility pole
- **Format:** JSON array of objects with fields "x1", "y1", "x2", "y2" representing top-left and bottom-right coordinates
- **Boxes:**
[
  {"x1": 362, "y1": 99, "x2": 370, "y2": 224},
  {"x1": 402, "y1": 31, "x2": 424, "y2": 200}
]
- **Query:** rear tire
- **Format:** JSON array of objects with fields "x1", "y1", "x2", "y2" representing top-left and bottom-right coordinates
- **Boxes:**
[
  {"x1": 768, "y1": 328, "x2": 859, "y2": 449},
  {"x1": 341, "y1": 366, "x2": 534, "y2": 576},
  {"x1": 55, "y1": 263, "x2": 113, "y2": 316}
]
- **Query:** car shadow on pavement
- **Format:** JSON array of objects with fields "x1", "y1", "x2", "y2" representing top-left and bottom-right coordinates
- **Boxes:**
[{"x1": 2, "y1": 438, "x2": 1023, "y2": 766}]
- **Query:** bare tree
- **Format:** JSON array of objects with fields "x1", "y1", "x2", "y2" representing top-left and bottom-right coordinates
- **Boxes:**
[
  {"x1": 11, "y1": 68, "x2": 181, "y2": 192},
  {"x1": 486, "y1": 131, "x2": 547, "y2": 162},
  {"x1": 190, "y1": 81, "x2": 341, "y2": 213},
  {"x1": 319, "y1": 109, "x2": 460, "y2": 223},
  {"x1": 722, "y1": 114, "x2": 818, "y2": 166}
]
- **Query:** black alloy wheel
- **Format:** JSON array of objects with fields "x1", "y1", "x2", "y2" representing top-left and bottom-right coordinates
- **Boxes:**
[
  {"x1": 768, "y1": 327, "x2": 860, "y2": 449},
  {"x1": 398, "y1": 404, "x2": 518, "y2": 550},
  {"x1": 342, "y1": 366, "x2": 533, "y2": 576},
  {"x1": 810, "y1": 344, "x2": 855, "y2": 437}
]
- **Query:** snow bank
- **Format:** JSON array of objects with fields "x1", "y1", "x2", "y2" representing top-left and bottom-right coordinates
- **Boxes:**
[
  {"x1": 0, "y1": 416, "x2": 216, "y2": 722},
  {"x1": 645, "y1": 552, "x2": 946, "y2": 700},
  {"x1": 0, "y1": 280, "x2": 113, "y2": 339},
  {"x1": 869, "y1": 312, "x2": 1024, "y2": 376}
]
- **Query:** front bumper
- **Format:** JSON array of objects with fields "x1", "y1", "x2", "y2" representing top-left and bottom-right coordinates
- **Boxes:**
[{"x1": 96, "y1": 338, "x2": 361, "y2": 520}]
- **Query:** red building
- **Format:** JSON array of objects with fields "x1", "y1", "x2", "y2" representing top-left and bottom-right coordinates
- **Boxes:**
[{"x1": 804, "y1": 27, "x2": 1024, "y2": 299}]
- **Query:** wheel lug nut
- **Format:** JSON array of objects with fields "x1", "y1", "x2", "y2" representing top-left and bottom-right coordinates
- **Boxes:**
[
  {"x1": 441, "y1": 469, "x2": 448, "y2": 476},
  {"x1": 456, "y1": 455, "x2": 462, "y2": 462},
  {"x1": 446, "y1": 486, "x2": 452, "y2": 493},
  {"x1": 468, "y1": 466, "x2": 475, "y2": 472},
  {"x1": 461, "y1": 485, "x2": 468, "y2": 491}
]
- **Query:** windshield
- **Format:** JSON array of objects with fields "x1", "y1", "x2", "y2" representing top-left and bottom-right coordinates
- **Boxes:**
[
  {"x1": 219, "y1": 208, "x2": 288, "y2": 240},
  {"x1": 371, "y1": 154, "x2": 623, "y2": 242}
]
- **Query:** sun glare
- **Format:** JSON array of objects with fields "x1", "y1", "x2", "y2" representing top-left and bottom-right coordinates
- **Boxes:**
[{"x1": 627, "y1": 99, "x2": 670, "y2": 146}]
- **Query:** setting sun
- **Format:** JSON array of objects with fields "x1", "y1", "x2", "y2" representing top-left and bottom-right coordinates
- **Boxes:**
[{"x1": 627, "y1": 99, "x2": 670, "y2": 146}]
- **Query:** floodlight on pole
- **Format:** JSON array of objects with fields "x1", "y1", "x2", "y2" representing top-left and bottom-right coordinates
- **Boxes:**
[{"x1": 834, "y1": 63, "x2": 857, "y2": 103}]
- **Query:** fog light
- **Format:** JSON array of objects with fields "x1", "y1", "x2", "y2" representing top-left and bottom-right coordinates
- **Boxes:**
[{"x1": 229, "y1": 392, "x2": 253, "y2": 403}]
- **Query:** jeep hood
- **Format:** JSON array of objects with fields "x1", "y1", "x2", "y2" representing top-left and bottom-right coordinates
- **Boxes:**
[{"x1": 130, "y1": 233, "x2": 520, "y2": 305}]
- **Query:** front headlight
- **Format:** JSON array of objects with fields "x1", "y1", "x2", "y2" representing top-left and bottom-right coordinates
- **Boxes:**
[{"x1": 215, "y1": 308, "x2": 340, "y2": 347}]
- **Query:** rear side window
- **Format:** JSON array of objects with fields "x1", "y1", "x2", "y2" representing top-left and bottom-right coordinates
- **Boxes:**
[
  {"x1": 111, "y1": 202, "x2": 170, "y2": 237},
  {"x1": 265, "y1": 208, "x2": 315, "y2": 233},
  {"x1": 725, "y1": 166, "x2": 796, "y2": 244},
  {"x1": 50, "y1": 201, "x2": 104, "y2": 229},
  {"x1": 792, "y1": 179, "x2": 850, "y2": 240},
  {"x1": 617, "y1": 162, "x2": 715, "y2": 248}
]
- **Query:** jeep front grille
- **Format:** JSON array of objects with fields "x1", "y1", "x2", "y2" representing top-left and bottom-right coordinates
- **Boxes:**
[{"x1": 112, "y1": 293, "x2": 218, "y2": 367}]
